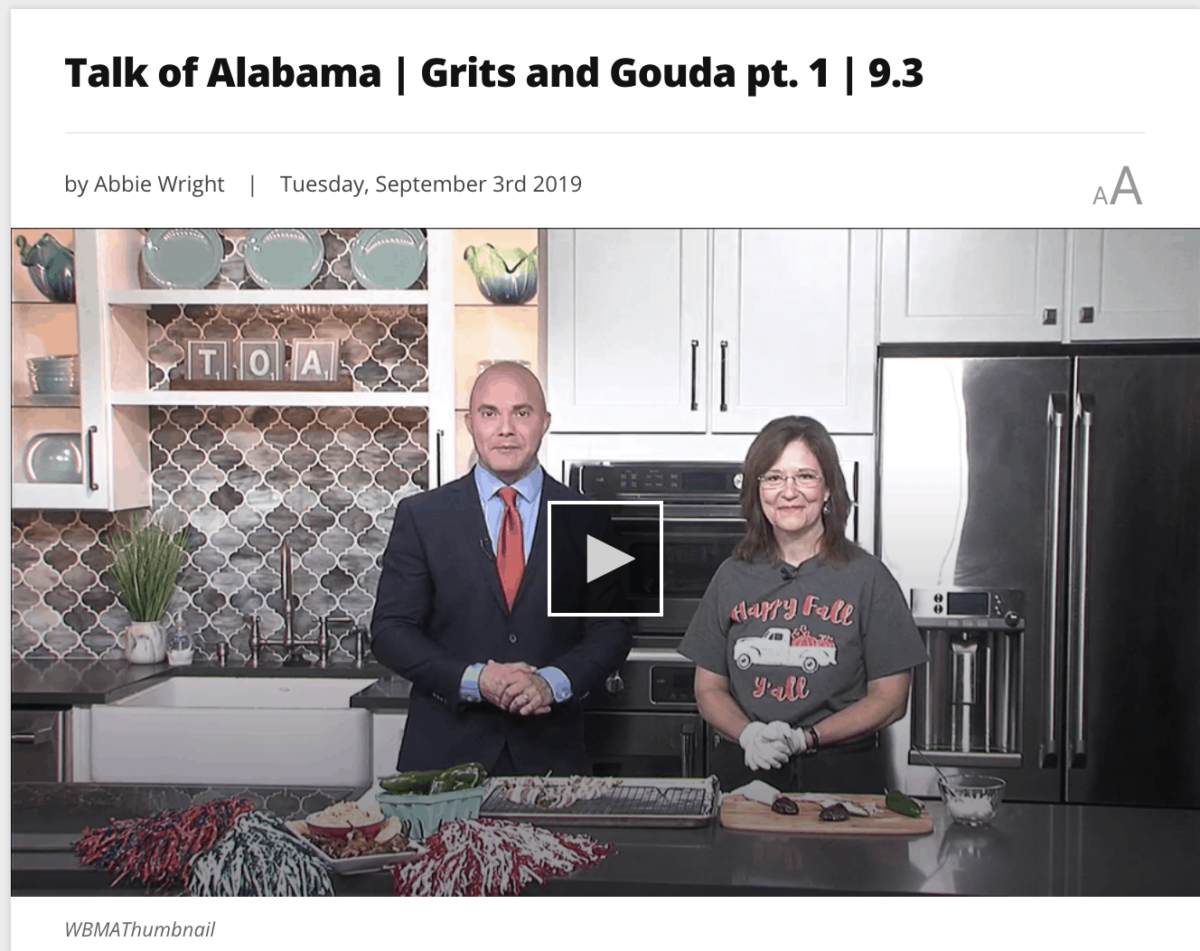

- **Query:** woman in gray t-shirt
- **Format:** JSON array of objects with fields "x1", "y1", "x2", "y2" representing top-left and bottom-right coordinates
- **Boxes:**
[{"x1": 680, "y1": 416, "x2": 927, "y2": 793}]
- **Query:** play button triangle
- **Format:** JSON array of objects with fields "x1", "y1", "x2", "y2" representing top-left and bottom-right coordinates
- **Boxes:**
[{"x1": 586, "y1": 534, "x2": 635, "y2": 583}]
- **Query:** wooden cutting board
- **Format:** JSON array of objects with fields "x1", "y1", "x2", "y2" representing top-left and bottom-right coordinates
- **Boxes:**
[{"x1": 720, "y1": 793, "x2": 933, "y2": 836}]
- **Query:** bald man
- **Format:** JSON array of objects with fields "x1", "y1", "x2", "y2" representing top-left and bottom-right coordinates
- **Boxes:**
[{"x1": 370, "y1": 363, "x2": 633, "y2": 775}]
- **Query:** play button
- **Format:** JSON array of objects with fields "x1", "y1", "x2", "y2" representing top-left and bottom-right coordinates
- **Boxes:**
[
  {"x1": 546, "y1": 500, "x2": 662, "y2": 618},
  {"x1": 587, "y1": 534, "x2": 635, "y2": 583}
]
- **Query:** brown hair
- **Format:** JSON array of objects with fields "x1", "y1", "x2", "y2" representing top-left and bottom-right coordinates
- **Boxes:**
[{"x1": 732, "y1": 415, "x2": 858, "y2": 566}]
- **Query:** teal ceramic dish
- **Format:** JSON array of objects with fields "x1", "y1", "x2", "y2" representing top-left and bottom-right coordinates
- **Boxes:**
[
  {"x1": 463, "y1": 244, "x2": 538, "y2": 305},
  {"x1": 142, "y1": 229, "x2": 224, "y2": 289},
  {"x1": 24, "y1": 432, "x2": 82, "y2": 483},
  {"x1": 375, "y1": 785, "x2": 486, "y2": 840},
  {"x1": 349, "y1": 228, "x2": 427, "y2": 289},
  {"x1": 245, "y1": 229, "x2": 324, "y2": 289}
]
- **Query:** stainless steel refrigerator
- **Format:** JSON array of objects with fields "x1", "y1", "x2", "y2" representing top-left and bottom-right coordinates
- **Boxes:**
[{"x1": 879, "y1": 353, "x2": 1200, "y2": 807}]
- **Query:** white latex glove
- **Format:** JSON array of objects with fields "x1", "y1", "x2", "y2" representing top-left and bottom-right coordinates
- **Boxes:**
[
  {"x1": 784, "y1": 726, "x2": 809, "y2": 756},
  {"x1": 739, "y1": 721, "x2": 791, "y2": 771}
]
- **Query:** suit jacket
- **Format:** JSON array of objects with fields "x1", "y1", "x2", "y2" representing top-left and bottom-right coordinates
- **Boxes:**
[{"x1": 370, "y1": 468, "x2": 633, "y2": 774}]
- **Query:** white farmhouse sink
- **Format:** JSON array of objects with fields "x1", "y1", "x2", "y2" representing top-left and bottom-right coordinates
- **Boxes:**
[{"x1": 90, "y1": 677, "x2": 377, "y2": 786}]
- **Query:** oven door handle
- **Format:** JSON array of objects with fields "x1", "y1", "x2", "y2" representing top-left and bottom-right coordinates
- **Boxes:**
[
  {"x1": 680, "y1": 721, "x2": 697, "y2": 777},
  {"x1": 612, "y1": 516, "x2": 746, "y2": 525}
]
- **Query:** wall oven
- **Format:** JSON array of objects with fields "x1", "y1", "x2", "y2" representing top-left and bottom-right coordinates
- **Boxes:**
[
  {"x1": 568, "y1": 462, "x2": 746, "y2": 636},
  {"x1": 569, "y1": 462, "x2": 745, "y2": 778}
]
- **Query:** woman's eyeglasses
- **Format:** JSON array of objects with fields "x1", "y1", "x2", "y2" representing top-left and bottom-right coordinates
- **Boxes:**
[{"x1": 757, "y1": 470, "x2": 823, "y2": 491}]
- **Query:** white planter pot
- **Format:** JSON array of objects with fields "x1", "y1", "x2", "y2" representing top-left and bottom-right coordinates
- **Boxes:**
[{"x1": 124, "y1": 620, "x2": 166, "y2": 664}]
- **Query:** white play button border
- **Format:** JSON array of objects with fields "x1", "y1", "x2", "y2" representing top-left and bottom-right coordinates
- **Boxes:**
[{"x1": 547, "y1": 500, "x2": 664, "y2": 618}]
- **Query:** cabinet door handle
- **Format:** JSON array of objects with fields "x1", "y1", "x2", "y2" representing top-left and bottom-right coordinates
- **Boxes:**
[
  {"x1": 1042, "y1": 308, "x2": 1058, "y2": 326},
  {"x1": 719, "y1": 340, "x2": 729, "y2": 412},
  {"x1": 1078, "y1": 306, "x2": 1095, "y2": 324},
  {"x1": 851, "y1": 461, "x2": 860, "y2": 544},
  {"x1": 689, "y1": 339, "x2": 699, "y2": 411},
  {"x1": 435, "y1": 428, "x2": 444, "y2": 488},
  {"x1": 85, "y1": 425, "x2": 99, "y2": 491}
]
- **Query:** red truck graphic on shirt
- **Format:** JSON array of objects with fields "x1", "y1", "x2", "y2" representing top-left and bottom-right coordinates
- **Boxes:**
[{"x1": 733, "y1": 627, "x2": 837, "y2": 673}]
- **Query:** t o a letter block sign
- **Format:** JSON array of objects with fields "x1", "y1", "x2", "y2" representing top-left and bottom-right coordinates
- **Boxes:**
[
  {"x1": 238, "y1": 340, "x2": 284, "y2": 382},
  {"x1": 186, "y1": 339, "x2": 230, "y2": 381},
  {"x1": 291, "y1": 339, "x2": 339, "y2": 383}
]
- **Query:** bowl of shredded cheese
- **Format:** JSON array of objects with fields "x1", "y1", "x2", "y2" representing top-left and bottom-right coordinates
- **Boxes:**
[{"x1": 937, "y1": 775, "x2": 1006, "y2": 827}]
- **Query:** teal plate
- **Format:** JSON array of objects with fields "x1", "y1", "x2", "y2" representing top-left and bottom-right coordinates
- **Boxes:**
[
  {"x1": 142, "y1": 229, "x2": 224, "y2": 289},
  {"x1": 24, "y1": 432, "x2": 82, "y2": 483},
  {"x1": 245, "y1": 229, "x2": 324, "y2": 289},
  {"x1": 349, "y1": 228, "x2": 427, "y2": 290}
]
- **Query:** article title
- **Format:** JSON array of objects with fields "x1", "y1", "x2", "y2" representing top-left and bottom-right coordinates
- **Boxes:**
[{"x1": 65, "y1": 55, "x2": 924, "y2": 98}]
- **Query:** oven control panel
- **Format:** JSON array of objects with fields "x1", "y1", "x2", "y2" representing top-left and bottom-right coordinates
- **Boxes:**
[
  {"x1": 911, "y1": 588, "x2": 1025, "y2": 630},
  {"x1": 570, "y1": 463, "x2": 743, "y2": 501},
  {"x1": 582, "y1": 650, "x2": 698, "y2": 711},
  {"x1": 651, "y1": 665, "x2": 697, "y2": 705}
]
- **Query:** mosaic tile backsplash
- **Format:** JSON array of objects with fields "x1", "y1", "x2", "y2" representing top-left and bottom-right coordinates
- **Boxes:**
[{"x1": 11, "y1": 403, "x2": 430, "y2": 661}]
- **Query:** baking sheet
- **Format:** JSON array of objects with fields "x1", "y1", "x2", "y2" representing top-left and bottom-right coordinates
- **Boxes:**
[
  {"x1": 479, "y1": 775, "x2": 719, "y2": 827},
  {"x1": 284, "y1": 825, "x2": 427, "y2": 876}
]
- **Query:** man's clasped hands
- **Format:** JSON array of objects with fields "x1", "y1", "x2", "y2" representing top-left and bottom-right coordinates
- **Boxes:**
[{"x1": 478, "y1": 660, "x2": 553, "y2": 717}]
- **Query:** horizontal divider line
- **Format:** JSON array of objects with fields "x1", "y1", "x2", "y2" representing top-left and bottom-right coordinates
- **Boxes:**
[{"x1": 65, "y1": 129, "x2": 1147, "y2": 136}]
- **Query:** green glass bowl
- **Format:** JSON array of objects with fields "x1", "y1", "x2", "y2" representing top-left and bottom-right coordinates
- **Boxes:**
[{"x1": 464, "y1": 244, "x2": 538, "y2": 305}]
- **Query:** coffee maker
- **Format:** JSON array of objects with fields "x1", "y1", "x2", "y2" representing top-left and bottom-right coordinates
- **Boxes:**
[{"x1": 909, "y1": 588, "x2": 1025, "y2": 767}]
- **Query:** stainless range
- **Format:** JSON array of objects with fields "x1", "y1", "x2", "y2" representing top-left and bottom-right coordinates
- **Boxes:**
[{"x1": 568, "y1": 462, "x2": 746, "y2": 778}]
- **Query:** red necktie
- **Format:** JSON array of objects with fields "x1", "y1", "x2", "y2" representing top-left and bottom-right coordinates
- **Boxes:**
[{"x1": 495, "y1": 487, "x2": 524, "y2": 610}]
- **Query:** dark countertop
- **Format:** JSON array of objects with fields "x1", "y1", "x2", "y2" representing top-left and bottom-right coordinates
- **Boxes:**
[
  {"x1": 11, "y1": 658, "x2": 407, "y2": 709},
  {"x1": 11, "y1": 783, "x2": 1200, "y2": 896}
]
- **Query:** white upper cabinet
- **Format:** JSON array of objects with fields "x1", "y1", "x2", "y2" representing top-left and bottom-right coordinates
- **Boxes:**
[
  {"x1": 880, "y1": 229, "x2": 1067, "y2": 343},
  {"x1": 546, "y1": 229, "x2": 877, "y2": 434},
  {"x1": 1069, "y1": 230, "x2": 1200, "y2": 341},
  {"x1": 711, "y1": 229, "x2": 876, "y2": 434},
  {"x1": 12, "y1": 230, "x2": 150, "y2": 512},
  {"x1": 881, "y1": 229, "x2": 1200, "y2": 344},
  {"x1": 546, "y1": 229, "x2": 709, "y2": 432}
]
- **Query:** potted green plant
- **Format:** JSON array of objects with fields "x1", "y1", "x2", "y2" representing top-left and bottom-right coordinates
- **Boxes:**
[{"x1": 108, "y1": 512, "x2": 190, "y2": 664}]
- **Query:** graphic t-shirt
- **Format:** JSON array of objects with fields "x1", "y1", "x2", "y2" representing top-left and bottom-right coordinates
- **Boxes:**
[{"x1": 679, "y1": 553, "x2": 927, "y2": 727}]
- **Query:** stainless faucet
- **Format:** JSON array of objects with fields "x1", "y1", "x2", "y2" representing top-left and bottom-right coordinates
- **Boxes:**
[
  {"x1": 279, "y1": 539, "x2": 295, "y2": 650},
  {"x1": 245, "y1": 540, "x2": 331, "y2": 666}
]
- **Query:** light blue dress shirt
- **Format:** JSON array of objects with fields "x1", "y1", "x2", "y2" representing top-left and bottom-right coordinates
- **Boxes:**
[{"x1": 460, "y1": 466, "x2": 572, "y2": 705}]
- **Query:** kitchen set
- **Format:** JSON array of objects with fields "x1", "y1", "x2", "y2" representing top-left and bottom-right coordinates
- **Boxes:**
[{"x1": 11, "y1": 227, "x2": 1200, "y2": 896}]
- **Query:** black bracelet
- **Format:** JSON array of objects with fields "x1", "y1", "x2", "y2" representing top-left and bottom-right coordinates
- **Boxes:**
[{"x1": 804, "y1": 725, "x2": 821, "y2": 755}]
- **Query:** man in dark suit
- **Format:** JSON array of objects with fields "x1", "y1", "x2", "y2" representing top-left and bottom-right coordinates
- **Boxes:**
[{"x1": 370, "y1": 362, "x2": 633, "y2": 775}]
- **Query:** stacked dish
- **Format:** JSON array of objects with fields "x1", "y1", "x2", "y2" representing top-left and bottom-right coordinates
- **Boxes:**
[{"x1": 27, "y1": 355, "x2": 79, "y2": 396}]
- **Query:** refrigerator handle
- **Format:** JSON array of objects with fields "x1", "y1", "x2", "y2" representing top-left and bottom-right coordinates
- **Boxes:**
[
  {"x1": 1041, "y1": 393, "x2": 1068, "y2": 768},
  {"x1": 1068, "y1": 393, "x2": 1096, "y2": 768}
]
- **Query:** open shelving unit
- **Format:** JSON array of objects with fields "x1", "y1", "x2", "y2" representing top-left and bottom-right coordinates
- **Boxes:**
[{"x1": 10, "y1": 228, "x2": 455, "y2": 511}]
